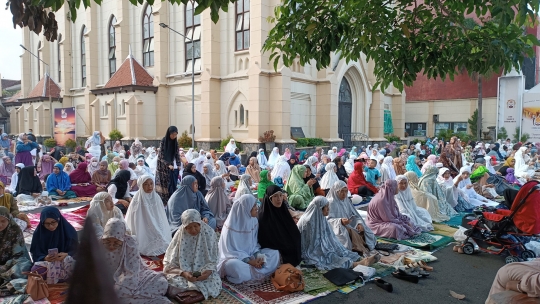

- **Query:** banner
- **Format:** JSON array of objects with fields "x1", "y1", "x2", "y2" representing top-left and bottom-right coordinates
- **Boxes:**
[
  {"x1": 522, "y1": 83, "x2": 540, "y2": 142},
  {"x1": 497, "y1": 76, "x2": 524, "y2": 139},
  {"x1": 54, "y1": 107, "x2": 76, "y2": 146}
]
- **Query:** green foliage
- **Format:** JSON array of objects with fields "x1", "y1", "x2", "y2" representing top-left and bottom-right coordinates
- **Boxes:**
[
  {"x1": 177, "y1": 131, "x2": 193, "y2": 148},
  {"x1": 109, "y1": 129, "x2": 123, "y2": 141},
  {"x1": 514, "y1": 127, "x2": 530, "y2": 142},
  {"x1": 384, "y1": 135, "x2": 401, "y2": 143},
  {"x1": 497, "y1": 127, "x2": 508, "y2": 140},
  {"x1": 261, "y1": 0, "x2": 540, "y2": 92},
  {"x1": 468, "y1": 109, "x2": 479, "y2": 139},
  {"x1": 295, "y1": 138, "x2": 324, "y2": 147},
  {"x1": 437, "y1": 129, "x2": 454, "y2": 142},
  {"x1": 64, "y1": 139, "x2": 77, "y2": 149},
  {"x1": 456, "y1": 132, "x2": 475, "y2": 143},
  {"x1": 411, "y1": 139, "x2": 426, "y2": 146},
  {"x1": 43, "y1": 138, "x2": 57, "y2": 148}
]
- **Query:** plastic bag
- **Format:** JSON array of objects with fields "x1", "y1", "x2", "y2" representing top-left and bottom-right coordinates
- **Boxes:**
[{"x1": 453, "y1": 226, "x2": 468, "y2": 242}]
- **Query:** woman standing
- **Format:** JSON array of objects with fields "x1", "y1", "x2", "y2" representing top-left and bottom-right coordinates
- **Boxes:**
[
  {"x1": 156, "y1": 126, "x2": 181, "y2": 205},
  {"x1": 440, "y1": 136, "x2": 463, "y2": 177},
  {"x1": 15, "y1": 133, "x2": 39, "y2": 167}
]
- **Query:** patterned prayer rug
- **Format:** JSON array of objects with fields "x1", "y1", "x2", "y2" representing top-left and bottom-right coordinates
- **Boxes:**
[
  {"x1": 24, "y1": 205, "x2": 90, "y2": 245},
  {"x1": 141, "y1": 254, "x2": 165, "y2": 272},
  {"x1": 223, "y1": 279, "x2": 316, "y2": 304},
  {"x1": 378, "y1": 232, "x2": 454, "y2": 250},
  {"x1": 432, "y1": 223, "x2": 458, "y2": 238}
]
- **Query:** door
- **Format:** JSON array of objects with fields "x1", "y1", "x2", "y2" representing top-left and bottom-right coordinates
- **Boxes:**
[{"x1": 338, "y1": 78, "x2": 353, "y2": 145}]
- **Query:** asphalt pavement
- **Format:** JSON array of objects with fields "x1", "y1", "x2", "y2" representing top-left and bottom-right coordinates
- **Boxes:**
[{"x1": 313, "y1": 244, "x2": 506, "y2": 304}]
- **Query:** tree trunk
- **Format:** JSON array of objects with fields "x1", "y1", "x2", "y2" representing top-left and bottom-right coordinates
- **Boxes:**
[{"x1": 477, "y1": 76, "x2": 482, "y2": 140}]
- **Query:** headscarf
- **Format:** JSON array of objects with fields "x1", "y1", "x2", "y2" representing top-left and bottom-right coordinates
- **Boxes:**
[
  {"x1": 326, "y1": 181, "x2": 376, "y2": 250},
  {"x1": 227, "y1": 165, "x2": 239, "y2": 177},
  {"x1": 218, "y1": 152, "x2": 230, "y2": 164},
  {"x1": 63, "y1": 162, "x2": 75, "y2": 175},
  {"x1": 45, "y1": 163, "x2": 72, "y2": 192},
  {"x1": 86, "y1": 192, "x2": 124, "y2": 238},
  {"x1": 257, "y1": 149, "x2": 268, "y2": 169},
  {"x1": 244, "y1": 152, "x2": 257, "y2": 167},
  {"x1": 267, "y1": 147, "x2": 280, "y2": 167},
  {"x1": 503, "y1": 157, "x2": 515, "y2": 168},
  {"x1": 87, "y1": 157, "x2": 100, "y2": 177},
  {"x1": 405, "y1": 155, "x2": 422, "y2": 177},
  {"x1": 381, "y1": 156, "x2": 397, "y2": 180},
  {"x1": 16, "y1": 166, "x2": 42, "y2": 195},
  {"x1": 166, "y1": 175, "x2": 214, "y2": 233},
  {"x1": 421, "y1": 155, "x2": 437, "y2": 174},
  {"x1": 183, "y1": 163, "x2": 206, "y2": 192},
  {"x1": 0, "y1": 206, "x2": 31, "y2": 267},
  {"x1": 246, "y1": 157, "x2": 261, "y2": 183},
  {"x1": 298, "y1": 151, "x2": 307, "y2": 162},
  {"x1": 0, "y1": 156, "x2": 15, "y2": 177},
  {"x1": 217, "y1": 194, "x2": 260, "y2": 274},
  {"x1": 257, "y1": 170, "x2": 274, "y2": 199},
  {"x1": 320, "y1": 162, "x2": 339, "y2": 189},
  {"x1": 69, "y1": 162, "x2": 92, "y2": 184},
  {"x1": 205, "y1": 176, "x2": 229, "y2": 228},
  {"x1": 297, "y1": 196, "x2": 360, "y2": 270},
  {"x1": 347, "y1": 162, "x2": 378, "y2": 194},
  {"x1": 92, "y1": 161, "x2": 111, "y2": 182},
  {"x1": 258, "y1": 185, "x2": 302, "y2": 266},
  {"x1": 514, "y1": 147, "x2": 530, "y2": 176},
  {"x1": 30, "y1": 206, "x2": 78, "y2": 261},
  {"x1": 270, "y1": 156, "x2": 291, "y2": 182},
  {"x1": 225, "y1": 139, "x2": 238, "y2": 154},
  {"x1": 287, "y1": 154, "x2": 299, "y2": 169},
  {"x1": 162, "y1": 126, "x2": 179, "y2": 163},
  {"x1": 124, "y1": 176, "x2": 171, "y2": 256},
  {"x1": 107, "y1": 170, "x2": 131, "y2": 199},
  {"x1": 235, "y1": 174, "x2": 252, "y2": 199},
  {"x1": 215, "y1": 160, "x2": 228, "y2": 175},
  {"x1": 349, "y1": 146, "x2": 358, "y2": 159},
  {"x1": 394, "y1": 175, "x2": 433, "y2": 231},
  {"x1": 304, "y1": 156, "x2": 318, "y2": 174},
  {"x1": 366, "y1": 180, "x2": 422, "y2": 240},
  {"x1": 202, "y1": 163, "x2": 216, "y2": 187},
  {"x1": 283, "y1": 165, "x2": 314, "y2": 209},
  {"x1": 113, "y1": 141, "x2": 122, "y2": 153},
  {"x1": 185, "y1": 148, "x2": 194, "y2": 162},
  {"x1": 163, "y1": 209, "x2": 219, "y2": 298},
  {"x1": 0, "y1": 133, "x2": 10, "y2": 149}
]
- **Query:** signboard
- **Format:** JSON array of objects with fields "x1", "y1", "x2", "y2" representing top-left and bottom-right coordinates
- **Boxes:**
[
  {"x1": 53, "y1": 107, "x2": 76, "y2": 146},
  {"x1": 497, "y1": 76, "x2": 524, "y2": 139},
  {"x1": 290, "y1": 127, "x2": 305, "y2": 139},
  {"x1": 521, "y1": 83, "x2": 540, "y2": 142}
]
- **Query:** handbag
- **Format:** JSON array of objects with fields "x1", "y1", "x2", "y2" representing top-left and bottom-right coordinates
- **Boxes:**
[
  {"x1": 24, "y1": 271, "x2": 49, "y2": 300},
  {"x1": 176, "y1": 291, "x2": 205, "y2": 304},
  {"x1": 486, "y1": 174, "x2": 512, "y2": 196},
  {"x1": 323, "y1": 268, "x2": 363, "y2": 286},
  {"x1": 271, "y1": 264, "x2": 305, "y2": 292}
]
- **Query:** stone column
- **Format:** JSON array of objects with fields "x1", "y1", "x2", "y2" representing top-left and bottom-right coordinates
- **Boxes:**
[
  {"x1": 369, "y1": 89, "x2": 385, "y2": 140},
  {"x1": 58, "y1": 6, "x2": 72, "y2": 107},
  {"x1": 197, "y1": 9, "x2": 222, "y2": 150},
  {"x1": 115, "y1": 0, "x2": 131, "y2": 62},
  {"x1": 81, "y1": 7, "x2": 99, "y2": 136},
  {"x1": 152, "y1": 2, "x2": 170, "y2": 139},
  {"x1": 20, "y1": 29, "x2": 32, "y2": 98},
  {"x1": 391, "y1": 94, "x2": 405, "y2": 138}
]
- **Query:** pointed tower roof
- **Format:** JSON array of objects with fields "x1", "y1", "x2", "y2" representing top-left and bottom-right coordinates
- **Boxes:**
[
  {"x1": 92, "y1": 49, "x2": 157, "y2": 95},
  {"x1": 15, "y1": 73, "x2": 63, "y2": 105}
]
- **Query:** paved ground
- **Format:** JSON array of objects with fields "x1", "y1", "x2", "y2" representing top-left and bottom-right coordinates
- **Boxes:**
[{"x1": 313, "y1": 244, "x2": 506, "y2": 304}]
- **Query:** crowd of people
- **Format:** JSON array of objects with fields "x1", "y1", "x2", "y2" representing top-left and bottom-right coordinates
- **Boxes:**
[{"x1": 2, "y1": 128, "x2": 540, "y2": 302}]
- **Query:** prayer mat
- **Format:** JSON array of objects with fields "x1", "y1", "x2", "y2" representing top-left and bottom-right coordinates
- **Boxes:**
[
  {"x1": 378, "y1": 232, "x2": 454, "y2": 250},
  {"x1": 440, "y1": 212, "x2": 470, "y2": 228},
  {"x1": 46, "y1": 283, "x2": 69, "y2": 304},
  {"x1": 432, "y1": 223, "x2": 459, "y2": 238},
  {"x1": 223, "y1": 279, "x2": 316, "y2": 304},
  {"x1": 302, "y1": 269, "x2": 339, "y2": 295},
  {"x1": 24, "y1": 205, "x2": 90, "y2": 245},
  {"x1": 141, "y1": 254, "x2": 165, "y2": 272}
]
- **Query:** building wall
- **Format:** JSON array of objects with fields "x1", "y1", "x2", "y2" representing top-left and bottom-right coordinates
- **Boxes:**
[{"x1": 15, "y1": 0, "x2": 405, "y2": 147}]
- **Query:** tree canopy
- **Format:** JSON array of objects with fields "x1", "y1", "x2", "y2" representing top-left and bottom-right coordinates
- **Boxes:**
[{"x1": 7, "y1": 0, "x2": 540, "y2": 91}]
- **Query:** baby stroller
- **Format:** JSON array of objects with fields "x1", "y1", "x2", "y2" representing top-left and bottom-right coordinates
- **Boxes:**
[{"x1": 460, "y1": 181, "x2": 540, "y2": 263}]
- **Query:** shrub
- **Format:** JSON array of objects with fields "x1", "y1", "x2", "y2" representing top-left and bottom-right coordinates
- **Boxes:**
[
  {"x1": 64, "y1": 138, "x2": 77, "y2": 149},
  {"x1": 177, "y1": 131, "x2": 193, "y2": 148},
  {"x1": 43, "y1": 138, "x2": 57, "y2": 148},
  {"x1": 308, "y1": 138, "x2": 324, "y2": 146},
  {"x1": 221, "y1": 135, "x2": 233, "y2": 150},
  {"x1": 296, "y1": 138, "x2": 309, "y2": 147},
  {"x1": 512, "y1": 127, "x2": 530, "y2": 142},
  {"x1": 437, "y1": 129, "x2": 454, "y2": 142},
  {"x1": 258, "y1": 130, "x2": 276, "y2": 143},
  {"x1": 384, "y1": 135, "x2": 401, "y2": 143},
  {"x1": 411, "y1": 138, "x2": 426, "y2": 145},
  {"x1": 455, "y1": 132, "x2": 475, "y2": 143},
  {"x1": 109, "y1": 129, "x2": 124, "y2": 141},
  {"x1": 497, "y1": 127, "x2": 508, "y2": 140}
]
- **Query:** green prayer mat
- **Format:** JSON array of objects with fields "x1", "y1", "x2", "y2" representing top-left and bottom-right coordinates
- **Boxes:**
[
  {"x1": 440, "y1": 212, "x2": 469, "y2": 228},
  {"x1": 378, "y1": 232, "x2": 454, "y2": 250}
]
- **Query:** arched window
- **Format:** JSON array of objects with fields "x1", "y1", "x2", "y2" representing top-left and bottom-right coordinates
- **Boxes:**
[
  {"x1": 239, "y1": 104, "x2": 245, "y2": 125},
  {"x1": 185, "y1": 0, "x2": 201, "y2": 72},
  {"x1": 109, "y1": 16, "x2": 117, "y2": 77},
  {"x1": 81, "y1": 26, "x2": 87, "y2": 87},
  {"x1": 57, "y1": 34, "x2": 62, "y2": 82},
  {"x1": 37, "y1": 41, "x2": 41, "y2": 82},
  {"x1": 235, "y1": 0, "x2": 250, "y2": 51},
  {"x1": 142, "y1": 5, "x2": 154, "y2": 67}
]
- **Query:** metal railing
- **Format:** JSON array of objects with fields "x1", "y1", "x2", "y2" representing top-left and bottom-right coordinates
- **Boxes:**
[{"x1": 340, "y1": 133, "x2": 370, "y2": 148}]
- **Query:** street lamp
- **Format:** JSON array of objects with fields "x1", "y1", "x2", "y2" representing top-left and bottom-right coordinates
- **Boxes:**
[
  {"x1": 20, "y1": 44, "x2": 54, "y2": 138},
  {"x1": 159, "y1": 22, "x2": 195, "y2": 148}
]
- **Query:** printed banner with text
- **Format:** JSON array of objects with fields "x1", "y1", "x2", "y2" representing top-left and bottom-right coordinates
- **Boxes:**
[
  {"x1": 497, "y1": 76, "x2": 524, "y2": 139},
  {"x1": 53, "y1": 107, "x2": 76, "y2": 146},
  {"x1": 522, "y1": 84, "x2": 540, "y2": 142}
]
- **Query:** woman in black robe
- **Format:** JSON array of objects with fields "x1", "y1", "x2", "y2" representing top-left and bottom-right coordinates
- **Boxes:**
[
  {"x1": 155, "y1": 126, "x2": 181, "y2": 205},
  {"x1": 182, "y1": 163, "x2": 207, "y2": 196}
]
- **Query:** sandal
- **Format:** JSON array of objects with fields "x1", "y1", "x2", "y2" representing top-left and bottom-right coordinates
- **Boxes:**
[{"x1": 404, "y1": 261, "x2": 433, "y2": 272}]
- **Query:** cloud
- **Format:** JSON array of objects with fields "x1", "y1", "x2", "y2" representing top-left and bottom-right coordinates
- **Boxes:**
[{"x1": 0, "y1": 8, "x2": 22, "y2": 80}]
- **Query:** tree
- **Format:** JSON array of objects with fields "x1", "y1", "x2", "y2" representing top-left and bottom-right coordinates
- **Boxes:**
[
  {"x1": 467, "y1": 109, "x2": 479, "y2": 140},
  {"x1": 6, "y1": 0, "x2": 540, "y2": 92}
]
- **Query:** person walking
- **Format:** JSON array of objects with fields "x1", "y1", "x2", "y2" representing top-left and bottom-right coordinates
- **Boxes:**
[{"x1": 155, "y1": 126, "x2": 181, "y2": 205}]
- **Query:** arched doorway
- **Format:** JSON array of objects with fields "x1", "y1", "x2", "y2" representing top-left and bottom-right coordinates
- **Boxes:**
[{"x1": 338, "y1": 77, "x2": 352, "y2": 140}]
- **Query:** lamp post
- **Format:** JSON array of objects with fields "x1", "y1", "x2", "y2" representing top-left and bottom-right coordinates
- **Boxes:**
[
  {"x1": 20, "y1": 44, "x2": 54, "y2": 138},
  {"x1": 159, "y1": 22, "x2": 195, "y2": 148}
]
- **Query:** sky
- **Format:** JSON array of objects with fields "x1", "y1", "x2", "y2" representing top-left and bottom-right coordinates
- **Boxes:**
[{"x1": 0, "y1": 7, "x2": 22, "y2": 80}]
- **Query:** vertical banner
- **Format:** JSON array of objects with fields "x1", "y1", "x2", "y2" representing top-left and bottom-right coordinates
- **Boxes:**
[
  {"x1": 54, "y1": 107, "x2": 76, "y2": 146},
  {"x1": 497, "y1": 76, "x2": 524, "y2": 139},
  {"x1": 521, "y1": 84, "x2": 540, "y2": 142}
]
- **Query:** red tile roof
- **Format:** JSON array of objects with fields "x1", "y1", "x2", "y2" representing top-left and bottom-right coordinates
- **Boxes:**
[
  {"x1": 27, "y1": 73, "x2": 61, "y2": 99},
  {"x1": 104, "y1": 54, "x2": 154, "y2": 88},
  {"x1": 3, "y1": 91, "x2": 21, "y2": 103}
]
